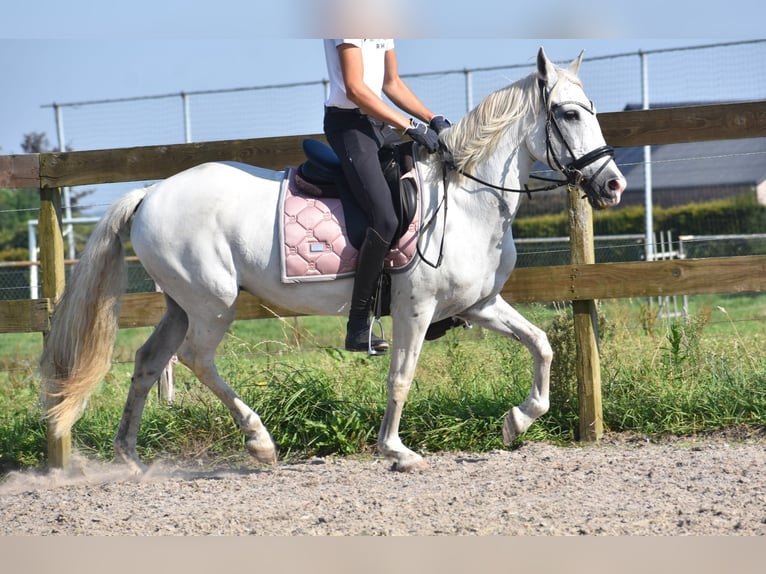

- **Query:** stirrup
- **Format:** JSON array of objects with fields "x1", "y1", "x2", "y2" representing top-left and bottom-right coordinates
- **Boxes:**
[
  {"x1": 344, "y1": 319, "x2": 389, "y2": 354},
  {"x1": 367, "y1": 316, "x2": 388, "y2": 356}
]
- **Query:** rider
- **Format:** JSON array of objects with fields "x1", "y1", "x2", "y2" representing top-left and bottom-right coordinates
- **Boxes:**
[{"x1": 323, "y1": 39, "x2": 451, "y2": 353}]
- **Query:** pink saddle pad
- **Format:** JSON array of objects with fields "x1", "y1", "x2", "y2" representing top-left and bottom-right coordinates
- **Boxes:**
[{"x1": 279, "y1": 168, "x2": 419, "y2": 283}]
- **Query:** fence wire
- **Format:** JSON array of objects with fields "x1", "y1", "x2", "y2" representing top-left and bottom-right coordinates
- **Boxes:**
[
  {"x1": 31, "y1": 39, "x2": 766, "y2": 214},
  {"x1": 2, "y1": 40, "x2": 766, "y2": 299},
  {"x1": 47, "y1": 40, "x2": 766, "y2": 156},
  {"x1": 2, "y1": 233, "x2": 764, "y2": 300}
]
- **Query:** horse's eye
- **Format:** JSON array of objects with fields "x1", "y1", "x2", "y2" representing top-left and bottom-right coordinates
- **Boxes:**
[{"x1": 563, "y1": 109, "x2": 580, "y2": 121}]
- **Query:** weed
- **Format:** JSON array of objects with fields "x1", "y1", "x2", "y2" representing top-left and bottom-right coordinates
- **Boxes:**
[{"x1": 2, "y1": 296, "x2": 765, "y2": 471}]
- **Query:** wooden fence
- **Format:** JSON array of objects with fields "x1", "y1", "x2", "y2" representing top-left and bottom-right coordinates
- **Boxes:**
[{"x1": 2, "y1": 100, "x2": 766, "y2": 469}]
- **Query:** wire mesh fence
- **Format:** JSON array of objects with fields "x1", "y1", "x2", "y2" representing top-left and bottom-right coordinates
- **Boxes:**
[
  {"x1": 2, "y1": 40, "x2": 766, "y2": 300},
  {"x1": 48, "y1": 40, "x2": 766, "y2": 152},
  {"x1": 29, "y1": 39, "x2": 766, "y2": 214},
  {"x1": 3, "y1": 232, "x2": 764, "y2": 300}
]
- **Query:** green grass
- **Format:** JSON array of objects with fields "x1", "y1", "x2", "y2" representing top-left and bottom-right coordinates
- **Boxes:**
[{"x1": 1, "y1": 294, "x2": 764, "y2": 473}]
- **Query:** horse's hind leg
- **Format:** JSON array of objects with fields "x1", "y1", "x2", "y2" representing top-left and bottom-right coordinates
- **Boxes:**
[
  {"x1": 176, "y1": 309, "x2": 277, "y2": 465},
  {"x1": 463, "y1": 295, "x2": 553, "y2": 444},
  {"x1": 114, "y1": 295, "x2": 189, "y2": 473}
]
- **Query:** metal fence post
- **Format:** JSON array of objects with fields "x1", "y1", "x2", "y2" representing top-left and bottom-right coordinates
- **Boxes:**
[
  {"x1": 182, "y1": 92, "x2": 192, "y2": 143},
  {"x1": 464, "y1": 68, "x2": 473, "y2": 113},
  {"x1": 641, "y1": 50, "x2": 655, "y2": 262},
  {"x1": 53, "y1": 103, "x2": 75, "y2": 261}
]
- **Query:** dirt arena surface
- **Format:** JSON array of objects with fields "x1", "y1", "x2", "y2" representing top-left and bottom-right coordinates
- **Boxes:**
[{"x1": 2, "y1": 432, "x2": 765, "y2": 536}]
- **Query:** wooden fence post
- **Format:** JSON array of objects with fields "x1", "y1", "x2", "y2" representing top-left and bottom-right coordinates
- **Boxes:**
[
  {"x1": 567, "y1": 189, "x2": 603, "y2": 442},
  {"x1": 38, "y1": 186, "x2": 71, "y2": 470}
]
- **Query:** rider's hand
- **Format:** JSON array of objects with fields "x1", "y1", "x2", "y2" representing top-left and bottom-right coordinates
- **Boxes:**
[
  {"x1": 404, "y1": 120, "x2": 440, "y2": 153},
  {"x1": 429, "y1": 114, "x2": 452, "y2": 134}
]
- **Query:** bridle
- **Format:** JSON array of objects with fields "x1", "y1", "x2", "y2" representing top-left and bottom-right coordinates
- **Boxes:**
[
  {"x1": 419, "y1": 76, "x2": 616, "y2": 269},
  {"x1": 443, "y1": 77, "x2": 615, "y2": 204},
  {"x1": 539, "y1": 78, "x2": 615, "y2": 199}
]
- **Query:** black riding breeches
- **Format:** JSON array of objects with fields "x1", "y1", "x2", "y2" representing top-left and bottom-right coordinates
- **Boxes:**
[{"x1": 323, "y1": 107, "x2": 403, "y2": 244}]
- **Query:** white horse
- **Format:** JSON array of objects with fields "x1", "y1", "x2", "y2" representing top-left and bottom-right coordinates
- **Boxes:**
[{"x1": 41, "y1": 48, "x2": 625, "y2": 473}]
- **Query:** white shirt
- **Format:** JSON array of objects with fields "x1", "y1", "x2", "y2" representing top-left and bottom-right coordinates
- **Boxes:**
[{"x1": 323, "y1": 39, "x2": 395, "y2": 109}]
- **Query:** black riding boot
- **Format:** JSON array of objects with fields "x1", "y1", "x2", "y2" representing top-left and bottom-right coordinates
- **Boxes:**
[{"x1": 346, "y1": 228, "x2": 391, "y2": 354}]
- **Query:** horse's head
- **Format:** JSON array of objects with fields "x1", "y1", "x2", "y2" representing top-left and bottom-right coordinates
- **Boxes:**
[{"x1": 530, "y1": 47, "x2": 625, "y2": 209}]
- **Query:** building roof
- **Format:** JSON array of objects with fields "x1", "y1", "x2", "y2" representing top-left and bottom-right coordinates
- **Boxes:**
[
  {"x1": 615, "y1": 137, "x2": 766, "y2": 192},
  {"x1": 529, "y1": 102, "x2": 766, "y2": 200},
  {"x1": 614, "y1": 101, "x2": 766, "y2": 192}
]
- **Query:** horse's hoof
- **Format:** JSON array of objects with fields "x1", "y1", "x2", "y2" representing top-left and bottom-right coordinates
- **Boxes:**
[
  {"x1": 390, "y1": 457, "x2": 429, "y2": 473},
  {"x1": 246, "y1": 439, "x2": 277, "y2": 465},
  {"x1": 502, "y1": 407, "x2": 523, "y2": 445},
  {"x1": 120, "y1": 459, "x2": 147, "y2": 477},
  {"x1": 114, "y1": 443, "x2": 147, "y2": 475}
]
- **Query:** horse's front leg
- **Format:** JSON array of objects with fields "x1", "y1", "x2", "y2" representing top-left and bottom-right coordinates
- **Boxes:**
[
  {"x1": 378, "y1": 317, "x2": 430, "y2": 472},
  {"x1": 464, "y1": 295, "x2": 553, "y2": 443}
]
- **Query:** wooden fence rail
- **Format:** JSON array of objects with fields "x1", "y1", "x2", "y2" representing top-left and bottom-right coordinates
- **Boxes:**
[
  {"x1": 4, "y1": 256, "x2": 763, "y2": 333},
  {"x1": 3, "y1": 101, "x2": 766, "y2": 190},
  {"x1": 2, "y1": 100, "x2": 766, "y2": 468}
]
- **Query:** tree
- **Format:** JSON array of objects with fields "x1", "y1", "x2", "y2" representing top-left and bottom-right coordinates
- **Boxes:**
[
  {"x1": 0, "y1": 187, "x2": 38, "y2": 259},
  {"x1": 0, "y1": 132, "x2": 92, "y2": 260},
  {"x1": 21, "y1": 132, "x2": 53, "y2": 153}
]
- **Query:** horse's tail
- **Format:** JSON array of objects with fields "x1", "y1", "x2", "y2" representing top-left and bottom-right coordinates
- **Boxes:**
[{"x1": 41, "y1": 187, "x2": 148, "y2": 438}]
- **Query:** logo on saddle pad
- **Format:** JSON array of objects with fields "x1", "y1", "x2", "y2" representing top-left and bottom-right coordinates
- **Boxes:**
[{"x1": 279, "y1": 167, "x2": 420, "y2": 283}]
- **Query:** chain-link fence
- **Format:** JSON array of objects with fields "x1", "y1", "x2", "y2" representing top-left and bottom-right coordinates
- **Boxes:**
[
  {"x1": 2, "y1": 40, "x2": 766, "y2": 299},
  {"x1": 38, "y1": 39, "x2": 766, "y2": 214},
  {"x1": 46, "y1": 40, "x2": 766, "y2": 154},
  {"x1": 0, "y1": 258, "x2": 154, "y2": 301},
  {"x1": 3, "y1": 229, "x2": 763, "y2": 300}
]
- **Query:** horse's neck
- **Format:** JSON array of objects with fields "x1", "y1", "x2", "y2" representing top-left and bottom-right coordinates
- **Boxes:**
[
  {"x1": 479, "y1": 134, "x2": 531, "y2": 187},
  {"x1": 463, "y1": 138, "x2": 532, "y2": 219},
  {"x1": 419, "y1": 132, "x2": 534, "y2": 227}
]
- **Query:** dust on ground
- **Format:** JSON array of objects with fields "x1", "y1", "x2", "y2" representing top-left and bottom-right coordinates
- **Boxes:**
[{"x1": 2, "y1": 432, "x2": 765, "y2": 535}]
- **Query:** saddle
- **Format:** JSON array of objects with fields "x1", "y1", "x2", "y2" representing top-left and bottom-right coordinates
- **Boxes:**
[
  {"x1": 283, "y1": 138, "x2": 471, "y2": 340},
  {"x1": 294, "y1": 138, "x2": 418, "y2": 249},
  {"x1": 279, "y1": 139, "x2": 420, "y2": 284}
]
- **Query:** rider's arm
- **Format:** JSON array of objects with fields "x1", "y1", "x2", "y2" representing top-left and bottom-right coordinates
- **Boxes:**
[
  {"x1": 381, "y1": 48, "x2": 436, "y2": 126},
  {"x1": 337, "y1": 44, "x2": 434, "y2": 132}
]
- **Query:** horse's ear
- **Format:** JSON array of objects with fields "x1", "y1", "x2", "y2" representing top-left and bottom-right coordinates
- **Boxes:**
[
  {"x1": 568, "y1": 50, "x2": 585, "y2": 76},
  {"x1": 537, "y1": 47, "x2": 557, "y2": 85}
]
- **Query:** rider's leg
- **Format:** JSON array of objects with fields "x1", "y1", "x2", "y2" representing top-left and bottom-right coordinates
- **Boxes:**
[{"x1": 324, "y1": 111, "x2": 399, "y2": 353}]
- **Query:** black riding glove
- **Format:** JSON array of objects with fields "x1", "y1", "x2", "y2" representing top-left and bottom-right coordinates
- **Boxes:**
[
  {"x1": 404, "y1": 120, "x2": 440, "y2": 153},
  {"x1": 429, "y1": 114, "x2": 452, "y2": 134}
]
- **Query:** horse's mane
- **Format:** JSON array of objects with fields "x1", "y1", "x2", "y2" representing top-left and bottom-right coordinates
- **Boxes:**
[{"x1": 440, "y1": 66, "x2": 581, "y2": 173}]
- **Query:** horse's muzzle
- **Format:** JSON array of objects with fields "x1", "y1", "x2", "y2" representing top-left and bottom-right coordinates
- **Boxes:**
[{"x1": 585, "y1": 175, "x2": 626, "y2": 210}]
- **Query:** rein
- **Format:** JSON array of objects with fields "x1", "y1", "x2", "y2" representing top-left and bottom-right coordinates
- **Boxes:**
[{"x1": 446, "y1": 162, "x2": 566, "y2": 197}]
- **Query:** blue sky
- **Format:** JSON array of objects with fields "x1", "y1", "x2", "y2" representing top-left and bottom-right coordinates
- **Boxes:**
[
  {"x1": 1, "y1": 0, "x2": 763, "y2": 157},
  {"x1": 0, "y1": 37, "x2": 723, "y2": 156}
]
